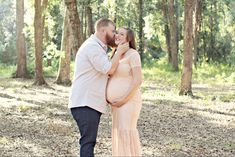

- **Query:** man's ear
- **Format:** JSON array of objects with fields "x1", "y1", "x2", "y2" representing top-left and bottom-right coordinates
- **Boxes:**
[{"x1": 101, "y1": 28, "x2": 105, "y2": 33}]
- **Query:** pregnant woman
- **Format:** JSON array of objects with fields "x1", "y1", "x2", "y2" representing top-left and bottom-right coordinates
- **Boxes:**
[{"x1": 106, "y1": 27, "x2": 143, "y2": 156}]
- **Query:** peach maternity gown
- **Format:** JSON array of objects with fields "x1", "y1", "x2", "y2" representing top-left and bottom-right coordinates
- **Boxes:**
[{"x1": 107, "y1": 49, "x2": 142, "y2": 156}]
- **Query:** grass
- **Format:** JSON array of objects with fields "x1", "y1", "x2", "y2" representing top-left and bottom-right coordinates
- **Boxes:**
[
  {"x1": 0, "y1": 64, "x2": 16, "y2": 78},
  {"x1": 0, "y1": 137, "x2": 8, "y2": 144},
  {"x1": 193, "y1": 62, "x2": 235, "y2": 84},
  {"x1": 18, "y1": 104, "x2": 32, "y2": 112},
  {"x1": 0, "y1": 58, "x2": 235, "y2": 86},
  {"x1": 143, "y1": 58, "x2": 181, "y2": 86},
  {"x1": 142, "y1": 58, "x2": 235, "y2": 85}
]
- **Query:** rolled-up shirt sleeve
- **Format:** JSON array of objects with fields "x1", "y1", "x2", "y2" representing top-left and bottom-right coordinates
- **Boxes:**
[{"x1": 87, "y1": 45, "x2": 112, "y2": 74}]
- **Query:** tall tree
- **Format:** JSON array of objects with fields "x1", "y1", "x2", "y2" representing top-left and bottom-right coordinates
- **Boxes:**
[
  {"x1": 138, "y1": 0, "x2": 144, "y2": 60},
  {"x1": 34, "y1": 0, "x2": 48, "y2": 85},
  {"x1": 193, "y1": 0, "x2": 202, "y2": 67},
  {"x1": 86, "y1": 5, "x2": 94, "y2": 36},
  {"x1": 56, "y1": 9, "x2": 71, "y2": 85},
  {"x1": 209, "y1": 0, "x2": 217, "y2": 62},
  {"x1": 16, "y1": 0, "x2": 27, "y2": 78},
  {"x1": 162, "y1": 0, "x2": 171, "y2": 63},
  {"x1": 179, "y1": 0, "x2": 196, "y2": 96},
  {"x1": 64, "y1": 0, "x2": 82, "y2": 56},
  {"x1": 169, "y1": 0, "x2": 179, "y2": 71}
]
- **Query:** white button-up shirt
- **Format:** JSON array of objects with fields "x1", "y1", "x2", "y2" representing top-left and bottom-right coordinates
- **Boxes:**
[{"x1": 68, "y1": 35, "x2": 112, "y2": 113}]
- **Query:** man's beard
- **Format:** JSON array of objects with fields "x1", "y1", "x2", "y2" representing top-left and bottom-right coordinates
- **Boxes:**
[{"x1": 106, "y1": 34, "x2": 117, "y2": 48}]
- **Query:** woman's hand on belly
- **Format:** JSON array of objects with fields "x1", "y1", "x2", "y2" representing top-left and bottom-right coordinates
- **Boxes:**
[{"x1": 110, "y1": 97, "x2": 125, "y2": 107}]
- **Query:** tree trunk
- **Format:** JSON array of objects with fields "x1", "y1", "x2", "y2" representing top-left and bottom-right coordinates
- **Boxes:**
[
  {"x1": 34, "y1": 0, "x2": 48, "y2": 85},
  {"x1": 97, "y1": 0, "x2": 101, "y2": 18},
  {"x1": 169, "y1": 0, "x2": 178, "y2": 71},
  {"x1": 64, "y1": 0, "x2": 82, "y2": 56},
  {"x1": 179, "y1": 0, "x2": 196, "y2": 96},
  {"x1": 56, "y1": 9, "x2": 71, "y2": 86},
  {"x1": 138, "y1": 0, "x2": 144, "y2": 60},
  {"x1": 43, "y1": 21, "x2": 52, "y2": 67},
  {"x1": 175, "y1": 0, "x2": 179, "y2": 58},
  {"x1": 208, "y1": 1, "x2": 217, "y2": 62},
  {"x1": 114, "y1": 0, "x2": 117, "y2": 23},
  {"x1": 162, "y1": 0, "x2": 172, "y2": 63},
  {"x1": 83, "y1": 6, "x2": 87, "y2": 40},
  {"x1": 86, "y1": 5, "x2": 94, "y2": 36},
  {"x1": 193, "y1": 0, "x2": 202, "y2": 67},
  {"x1": 16, "y1": 0, "x2": 27, "y2": 78}
]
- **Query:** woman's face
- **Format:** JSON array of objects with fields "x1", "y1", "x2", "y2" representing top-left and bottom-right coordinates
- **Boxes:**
[{"x1": 115, "y1": 28, "x2": 128, "y2": 45}]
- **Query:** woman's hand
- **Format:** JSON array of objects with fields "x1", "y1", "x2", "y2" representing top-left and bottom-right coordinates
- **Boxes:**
[
  {"x1": 116, "y1": 42, "x2": 129, "y2": 55},
  {"x1": 106, "y1": 98, "x2": 111, "y2": 104},
  {"x1": 111, "y1": 100, "x2": 125, "y2": 108}
]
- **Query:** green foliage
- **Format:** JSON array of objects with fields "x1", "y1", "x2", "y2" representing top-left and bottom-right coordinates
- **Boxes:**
[
  {"x1": 199, "y1": 0, "x2": 235, "y2": 63},
  {"x1": 143, "y1": 35, "x2": 165, "y2": 63},
  {"x1": 46, "y1": 1, "x2": 64, "y2": 50},
  {"x1": 0, "y1": 0, "x2": 16, "y2": 64},
  {"x1": 0, "y1": 63, "x2": 16, "y2": 78},
  {"x1": 143, "y1": 57, "x2": 181, "y2": 86},
  {"x1": 0, "y1": 0, "x2": 234, "y2": 83},
  {"x1": 143, "y1": 57, "x2": 235, "y2": 86},
  {"x1": 193, "y1": 62, "x2": 235, "y2": 84}
]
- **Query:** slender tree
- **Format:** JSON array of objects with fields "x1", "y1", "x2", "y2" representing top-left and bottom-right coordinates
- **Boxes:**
[
  {"x1": 83, "y1": 6, "x2": 87, "y2": 40},
  {"x1": 56, "y1": 9, "x2": 71, "y2": 85},
  {"x1": 34, "y1": 0, "x2": 48, "y2": 85},
  {"x1": 86, "y1": 5, "x2": 94, "y2": 36},
  {"x1": 169, "y1": 0, "x2": 179, "y2": 71},
  {"x1": 138, "y1": 0, "x2": 144, "y2": 60},
  {"x1": 162, "y1": 0, "x2": 172, "y2": 63},
  {"x1": 64, "y1": 0, "x2": 82, "y2": 56},
  {"x1": 16, "y1": 0, "x2": 27, "y2": 78},
  {"x1": 179, "y1": 0, "x2": 196, "y2": 96},
  {"x1": 193, "y1": 0, "x2": 203, "y2": 67}
]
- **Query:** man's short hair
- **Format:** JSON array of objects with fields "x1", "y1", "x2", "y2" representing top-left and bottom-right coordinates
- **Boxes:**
[{"x1": 95, "y1": 18, "x2": 115, "y2": 32}]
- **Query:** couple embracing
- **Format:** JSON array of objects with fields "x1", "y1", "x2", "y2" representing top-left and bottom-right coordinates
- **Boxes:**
[{"x1": 69, "y1": 18, "x2": 142, "y2": 157}]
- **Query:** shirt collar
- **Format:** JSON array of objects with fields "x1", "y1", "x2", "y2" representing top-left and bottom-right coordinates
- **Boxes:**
[{"x1": 91, "y1": 34, "x2": 108, "y2": 52}]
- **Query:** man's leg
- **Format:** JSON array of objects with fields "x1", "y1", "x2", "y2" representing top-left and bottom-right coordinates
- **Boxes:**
[{"x1": 71, "y1": 107, "x2": 102, "y2": 157}]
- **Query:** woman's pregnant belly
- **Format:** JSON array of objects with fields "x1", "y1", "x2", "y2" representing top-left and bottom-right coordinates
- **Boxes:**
[{"x1": 107, "y1": 77, "x2": 131, "y2": 102}]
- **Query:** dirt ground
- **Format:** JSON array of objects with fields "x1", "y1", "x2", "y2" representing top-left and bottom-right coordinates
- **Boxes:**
[{"x1": 0, "y1": 78, "x2": 235, "y2": 156}]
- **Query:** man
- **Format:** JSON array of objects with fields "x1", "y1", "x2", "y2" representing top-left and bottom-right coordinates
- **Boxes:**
[{"x1": 68, "y1": 18, "x2": 128, "y2": 157}]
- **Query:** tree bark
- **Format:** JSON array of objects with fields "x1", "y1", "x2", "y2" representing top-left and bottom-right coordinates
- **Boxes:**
[
  {"x1": 64, "y1": 0, "x2": 82, "y2": 56},
  {"x1": 86, "y1": 5, "x2": 94, "y2": 36},
  {"x1": 138, "y1": 0, "x2": 144, "y2": 60},
  {"x1": 193, "y1": 0, "x2": 202, "y2": 67},
  {"x1": 34, "y1": 0, "x2": 48, "y2": 85},
  {"x1": 179, "y1": 0, "x2": 196, "y2": 96},
  {"x1": 56, "y1": 9, "x2": 71, "y2": 85},
  {"x1": 169, "y1": 0, "x2": 178, "y2": 71},
  {"x1": 83, "y1": 6, "x2": 87, "y2": 40},
  {"x1": 16, "y1": 0, "x2": 27, "y2": 78},
  {"x1": 162, "y1": 0, "x2": 172, "y2": 63}
]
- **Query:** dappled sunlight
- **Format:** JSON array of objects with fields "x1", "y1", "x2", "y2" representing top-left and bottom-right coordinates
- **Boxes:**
[
  {"x1": 0, "y1": 136, "x2": 51, "y2": 156},
  {"x1": 184, "y1": 102, "x2": 235, "y2": 127},
  {"x1": 0, "y1": 78, "x2": 235, "y2": 156}
]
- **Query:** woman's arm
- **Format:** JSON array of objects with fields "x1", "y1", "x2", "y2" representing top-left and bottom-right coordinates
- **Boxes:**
[
  {"x1": 111, "y1": 66, "x2": 142, "y2": 107},
  {"x1": 107, "y1": 43, "x2": 129, "y2": 75}
]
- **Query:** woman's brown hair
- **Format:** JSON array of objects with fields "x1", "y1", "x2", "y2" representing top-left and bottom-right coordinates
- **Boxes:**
[{"x1": 110, "y1": 27, "x2": 136, "y2": 58}]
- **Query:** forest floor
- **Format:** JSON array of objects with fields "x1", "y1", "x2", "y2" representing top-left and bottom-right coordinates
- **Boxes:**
[{"x1": 0, "y1": 78, "x2": 235, "y2": 157}]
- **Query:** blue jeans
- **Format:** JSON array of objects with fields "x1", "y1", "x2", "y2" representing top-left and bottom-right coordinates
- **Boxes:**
[{"x1": 71, "y1": 107, "x2": 102, "y2": 157}]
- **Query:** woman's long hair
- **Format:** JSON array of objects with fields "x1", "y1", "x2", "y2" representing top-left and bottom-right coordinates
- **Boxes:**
[{"x1": 110, "y1": 27, "x2": 136, "y2": 58}]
